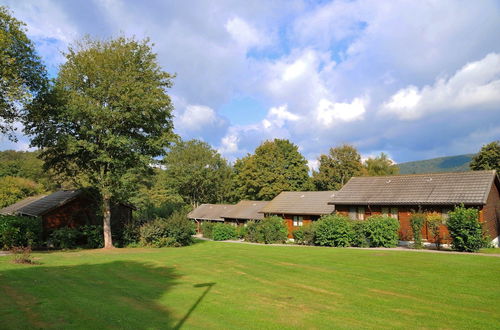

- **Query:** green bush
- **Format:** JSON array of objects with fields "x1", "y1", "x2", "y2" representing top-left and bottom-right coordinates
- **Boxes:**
[
  {"x1": 244, "y1": 217, "x2": 287, "y2": 244},
  {"x1": 49, "y1": 227, "x2": 80, "y2": 249},
  {"x1": 212, "y1": 223, "x2": 237, "y2": 241},
  {"x1": 447, "y1": 205, "x2": 483, "y2": 252},
  {"x1": 236, "y1": 225, "x2": 247, "y2": 239},
  {"x1": 410, "y1": 213, "x2": 426, "y2": 249},
  {"x1": 364, "y1": 215, "x2": 399, "y2": 247},
  {"x1": 201, "y1": 221, "x2": 214, "y2": 239},
  {"x1": 120, "y1": 221, "x2": 141, "y2": 246},
  {"x1": 314, "y1": 214, "x2": 353, "y2": 247},
  {"x1": 292, "y1": 224, "x2": 315, "y2": 245},
  {"x1": 139, "y1": 212, "x2": 195, "y2": 247},
  {"x1": 80, "y1": 225, "x2": 104, "y2": 249},
  {"x1": 350, "y1": 221, "x2": 369, "y2": 247},
  {"x1": 426, "y1": 213, "x2": 443, "y2": 250},
  {"x1": 152, "y1": 237, "x2": 180, "y2": 248},
  {"x1": 163, "y1": 211, "x2": 195, "y2": 246},
  {"x1": 244, "y1": 221, "x2": 263, "y2": 243},
  {"x1": 259, "y1": 216, "x2": 288, "y2": 244},
  {"x1": 0, "y1": 215, "x2": 42, "y2": 249}
]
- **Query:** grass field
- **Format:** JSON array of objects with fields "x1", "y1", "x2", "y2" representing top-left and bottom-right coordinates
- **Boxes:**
[{"x1": 1, "y1": 241, "x2": 499, "y2": 329}]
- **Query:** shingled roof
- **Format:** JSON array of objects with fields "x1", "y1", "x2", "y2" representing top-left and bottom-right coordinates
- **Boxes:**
[
  {"x1": 14, "y1": 190, "x2": 82, "y2": 216},
  {"x1": 187, "y1": 204, "x2": 234, "y2": 221},
  {"x1": 330, "y1": 170, "x2": 499, "y2": 206},
  {"x1": 221, "y1": 200, "x2": 268, "y2": 220},
  {"x1": 0, "y1": 195, "x2": 47, "y2": 216},
  {"x1": 260, "y1": 191, "x2": 336, "y2": 215}
]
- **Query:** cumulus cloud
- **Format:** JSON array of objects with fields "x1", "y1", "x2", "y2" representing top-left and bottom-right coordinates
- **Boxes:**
[
  {"x1": 225, "y1": 17, "x2": 266, "y2": 49},
  {"x1": 316, "y1": 97, "x2": 366, "y2": 126},
  {"x1": 381, "y1": 53, "x2": 500, "y2": 120}
]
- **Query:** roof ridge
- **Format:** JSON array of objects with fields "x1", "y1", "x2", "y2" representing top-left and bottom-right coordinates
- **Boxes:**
[{"x1": 351, "y1": 170, "x2": 496, "y2": 179}]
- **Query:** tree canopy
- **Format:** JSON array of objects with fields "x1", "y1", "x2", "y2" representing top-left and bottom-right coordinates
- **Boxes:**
[
  {"x1": 363, "y1": 152, "x2": 399, "y2": 176},
  {"x1": 162, "y1": 139, "x2": 233, "y2": 206},
  {"x1": 0, "y1": 176, "x2": 44, "y2": 208},
  {"x1": 312, "y1": 144, "x2": 363, "y2": 191},
  {"x1": 233, "y1": 139, "x2": 312, "y2": 200},
  {"x1": 24, "y1": 36, "x2": 176, "y2": 248},
  {"x1": 470, "y1": 141, "x2": 500, "y2": 172},
  {"x1": 0, "y1": 6, "x2": 47, "y2": 138}
]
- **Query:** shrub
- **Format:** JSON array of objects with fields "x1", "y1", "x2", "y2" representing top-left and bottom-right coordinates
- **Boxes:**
[
  {"x1": 426, "y1": 213, "x2": 443, "y2": 250},
  {"x1": 350, "y1": 221, "x2": 369, "y2": 247},
  {"x1": 259, "y1": 216, "x2": 288, "y2": 244},
  {"x1": 292, "y1": 224, "x2": 315, "y2": 245},
  {"x1": 410, "y1": 213, "x2": 426, "y2": 249},
  {"x1": 244, "y1": 221, "x2": 263, "y2": 243},
  {"x1": 163, "y1": 211, "x2": 195, "y2": 246},
  {"x1": 120, "y1": 221, "x2": 141, "y2": 246},
  {"x1": 244, "y1": 217, "x2": 287, "y2": 244},
  {"x1": 236, "y1": 226, "x2": 247, "y2": 239},
  {"x1": 212, "y1": 223, "x2": 237, "y2": 241},
  {"x1": 0, "y1": 215, "x2": 42, "y2": 249},
  {"x1": 49, "y1": 227, "x2": 80, "y2": 249},
  {"x1": 201, "y1": 221, "x2": 214, "y2": 239},
  {"x1": 139, "y1": 212, "x2": 195, "y2": 247},
  {"x1": 447, "y1": 205, "x2": 483, "y2": 252},
  {"x1": 364, "y1": 215, "x2": 399, "y2": 247},
  {"x1": 314, "y1": 214, "x2": 353, "y2": 247},
  {"x1": 80, "y1": 225, "x2": 104, "y2": 249},
  {"x1": 152, "y1": 237, "x2": 180, "y2": 248},
  {"x1": 11, "y1": 246, "x2": 35, "y2": 264}
]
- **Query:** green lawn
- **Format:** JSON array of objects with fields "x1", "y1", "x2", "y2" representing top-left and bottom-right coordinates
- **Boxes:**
[{"x1": 1, "y1": 241, "x2": 499, "y2": 329}]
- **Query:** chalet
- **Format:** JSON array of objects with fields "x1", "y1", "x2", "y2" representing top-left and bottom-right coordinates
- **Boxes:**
[
  {"x1": 221, "y1": 200, "x2": 268, "y2": 226},
  {"x1": 0, "y1": 190, "x2": 134, "y2": 235},
  {"x1": 187, "y1": 203, "x2": 234, "y2": 233},
  {"x1": 260, "y1": 191, "x2": 336, "y2": 237},
  {"x1": 329, "y1": 170, "x2": 500, "y2": 247}
]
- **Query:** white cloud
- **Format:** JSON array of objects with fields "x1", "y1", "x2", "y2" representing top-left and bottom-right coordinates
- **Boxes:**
[
  {"x1": 264, "y1": 104, "x2": 300, "y2": 128},
  {"x1": 218, "y1": 133, "x2": 239, "y2": 155},
  {"x1": 225, "y1": 17, "x2": 265, "y2": 49},
  {"x1": 316, "y1": 97, "x2": 366, "y2": 126},
  {"x1": 381, "y1": 53, "x2": 500, "y2": 120},
  {"x1": 176, "y1": 105, "x2": 224, "y2": 131}
]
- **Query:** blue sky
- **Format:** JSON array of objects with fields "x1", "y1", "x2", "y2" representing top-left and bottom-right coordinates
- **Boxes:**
[{"x1": 1, "y1": 0, "x2": 500, "y2": 169}]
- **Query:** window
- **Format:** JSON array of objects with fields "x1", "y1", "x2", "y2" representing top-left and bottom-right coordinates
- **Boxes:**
[
  {"x1": 390, "y1": 207, "x2": 398, "y2": 219},
  {"x1": 381, "y1": 207, "x2": 389, "y2": 216},
  {"x1": 357, "y1": 207, "x2": 365, "y2": 220},
  {"x1": 293, "y1": 216, "x2": 303, "y2": 226},
  {"x1": 441, "y1": 208, "x2": 450, "y2": 221},
  {"x1": 349, "y1": 207, "x2": 357, "y2": 220}
]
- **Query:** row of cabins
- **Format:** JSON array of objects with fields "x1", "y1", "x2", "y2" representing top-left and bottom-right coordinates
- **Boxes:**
[{"x1": 188, "y1": 170, "x2": 500, "y2": 247}]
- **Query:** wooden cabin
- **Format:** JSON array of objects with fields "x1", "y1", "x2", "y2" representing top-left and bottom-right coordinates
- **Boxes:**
[
  {"x1": 221, "y1": 200, "x2": 268, "y2": 226},
  {"x1": 187, "y1": 203, "x2": 234, "y2": 233},
  {"x1": 0, "y1": 190, "x2": 134, "y2": 236},
  {"x1": 260, "y1": 191, "x2": 336, "y2": 237},
  {"x1": 329, "y1": 170, "x2": 500, "y2": 247}
]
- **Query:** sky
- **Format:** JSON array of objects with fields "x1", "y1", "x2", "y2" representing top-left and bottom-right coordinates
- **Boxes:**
[{"x1": 1, "y1": 0, "x2": 500, "y2": 169}]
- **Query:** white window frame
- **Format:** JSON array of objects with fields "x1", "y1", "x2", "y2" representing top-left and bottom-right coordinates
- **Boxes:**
[{"x1": 293, "y1": 215, "x2": 303, "y2": 227}]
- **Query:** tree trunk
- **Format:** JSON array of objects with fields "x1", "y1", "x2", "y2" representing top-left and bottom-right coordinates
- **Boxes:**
[{"x1": 103, "y1": 196, "x2": 113, "y2": 248}]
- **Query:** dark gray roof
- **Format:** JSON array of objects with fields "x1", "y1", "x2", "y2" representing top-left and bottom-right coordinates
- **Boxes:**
[
  {"x1": 16, "y1": 190, "x2": 82, "y2": 216},
  {"x1": 260, "y1": 191, "x2": 336, "y2": 215},
  {"x1": 330, "y1": 170, "x2": 499, "y2": 206},
  {"x1": 0, "y1": 195, "x2": 47, "y2": 215},
  {"x1": 187, "y1": 204, "x2": 234, "y2": 221},
  {"x1": 221, "y1": 200, "x2": 268, "y2": 220}
]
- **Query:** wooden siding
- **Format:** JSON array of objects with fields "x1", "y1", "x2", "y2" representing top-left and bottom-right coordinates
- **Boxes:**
[{"x1": 481, "y1": 182, "x2": 500, "y2": 240}]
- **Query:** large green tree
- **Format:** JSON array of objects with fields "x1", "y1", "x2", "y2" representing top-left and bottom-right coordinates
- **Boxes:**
[
  {"x1": 233, "y1": 139, "x2": 312, "y2": 200},
  {"x1": 0, "y1": 6, "x2": 46, "y2": 138},
  {"x1": 470, "y1": 141, "x2": 500, "y2": 172},
  {"x1": 162, "y1": 139, "x2": 232, "y2": 206},
  {"x1": 312, "y1": 144, "x2": 363, "y2": 191},
  {"x1": 24, "y1": 37, "x2": 175, "y2": 248},
  {"x1": 363, "y1": 152, "x2": 399, "y2": 176}
]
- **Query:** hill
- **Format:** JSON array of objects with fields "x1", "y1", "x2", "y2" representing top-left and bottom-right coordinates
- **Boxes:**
[{"x1": 397, "y1": 154, "x2": 475, "y2": 174}]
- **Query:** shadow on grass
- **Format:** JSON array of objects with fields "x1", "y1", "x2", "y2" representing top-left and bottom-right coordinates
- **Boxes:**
[{"x1": 0, "y1": 260, "x2": 184, "y2": 329}]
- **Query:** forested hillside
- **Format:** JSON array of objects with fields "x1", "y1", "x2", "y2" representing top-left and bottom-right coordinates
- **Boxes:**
[{"x1": 398, "y1": 154, "x2": 474, "y2": 174}]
